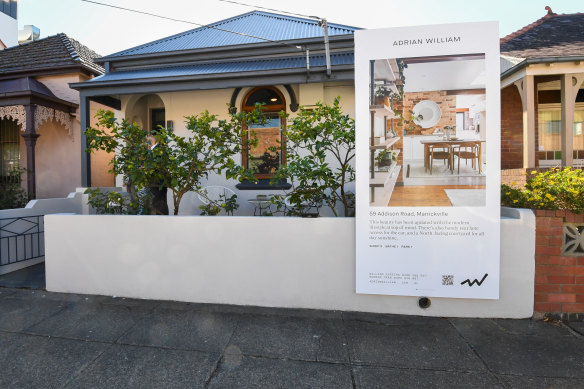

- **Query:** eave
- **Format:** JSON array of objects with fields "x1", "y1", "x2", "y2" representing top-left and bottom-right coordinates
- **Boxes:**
[{"x1": 501, "y1": 55, "x2": 584, "y2": 87}]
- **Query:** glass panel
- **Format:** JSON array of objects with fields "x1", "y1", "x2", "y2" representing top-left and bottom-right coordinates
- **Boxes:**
[
  {"x1": 244, "y1": 89, "x2": 283, "y2": 108},
  {"x1": 573, "y1": 110, "x2": 584, "y2": 158},
  {"x1": 151, "y1": 109, "x2": 165, "y2": 133},
  {"x1": 247, "y1": 117, "x2": 281, "y2": 174},
  {"x1": 0, "y1": 118, "x2": 20, "y2": 183},
  {"x1": 538, "y1": 110, "x2": 561, "y2": 160}
]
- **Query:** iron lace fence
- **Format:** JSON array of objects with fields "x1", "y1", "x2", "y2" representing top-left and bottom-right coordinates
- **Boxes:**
[{"x1": 0, "y1": 215, "x2": 44, "y2": 267}]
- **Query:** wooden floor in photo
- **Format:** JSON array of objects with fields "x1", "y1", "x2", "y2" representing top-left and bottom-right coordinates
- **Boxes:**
[{"x1": 388, "y1": 185, "x2": 486, "y2": 207}]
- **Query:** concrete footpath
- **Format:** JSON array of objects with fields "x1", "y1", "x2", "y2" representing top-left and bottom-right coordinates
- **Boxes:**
[{"x1": 0, "y1": 286, "x2": 583, "y2": 389}]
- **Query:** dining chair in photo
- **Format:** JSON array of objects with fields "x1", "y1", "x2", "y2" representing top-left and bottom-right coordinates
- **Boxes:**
[
  {"x1": 428, "y1": 144, "x2": 452, "y2": 175},
  {"x1": 453, "y1": 142, "x2": 480, "y2": 174}
]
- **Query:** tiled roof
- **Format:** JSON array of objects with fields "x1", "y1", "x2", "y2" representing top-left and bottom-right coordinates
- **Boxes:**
[
  {"x1": 0, "y1": 33, "x2": 104, "y2": 75},
  {"x1": 105, "y1": 11, "x2": 359, "y2": 58},
  {"x1": 88, "y1": 52, "x2": 354, "y2": 83},
  {"x1": 500, "y1": 11, "x2": 584, "y2": 59}
]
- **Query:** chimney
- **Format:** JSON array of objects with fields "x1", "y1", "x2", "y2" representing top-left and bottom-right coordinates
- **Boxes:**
[{"x1": 18, "y1": 25, "x2": 40, "y2": 45}]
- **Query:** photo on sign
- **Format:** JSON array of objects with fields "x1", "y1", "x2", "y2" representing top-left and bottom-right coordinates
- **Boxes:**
[{"x1": 369, "y1": 54, "x2": 487, "y2": 207}]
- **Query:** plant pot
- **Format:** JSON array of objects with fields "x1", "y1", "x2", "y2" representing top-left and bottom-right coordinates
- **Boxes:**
[
  {"x1": 374, "y1": 96, "x2": 384, "y2": 106},
  {"x1": 379, "y1": 158, "x2": 393, "y2": 167}
]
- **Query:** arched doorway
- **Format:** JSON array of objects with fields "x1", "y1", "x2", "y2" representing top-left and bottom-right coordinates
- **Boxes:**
[
  {"x1": 241, "y1": 87, "x2": 286, "y2": 178},
  {"x1": 125, "y1": 94, "x2": 166, "y2": 134}
]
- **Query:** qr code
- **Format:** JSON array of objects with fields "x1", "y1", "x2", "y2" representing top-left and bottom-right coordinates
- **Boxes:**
[{"x1": 442, "y1": 275, "x2": 454, "y2": 286}]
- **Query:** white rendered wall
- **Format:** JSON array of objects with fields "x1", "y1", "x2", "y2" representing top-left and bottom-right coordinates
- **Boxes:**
[
  {"x1": 45, "y1": 208, "x2": 535, "y2": 318},
  {"x1": 0, "y1": 12, "x2": 17, "y2": 48}
]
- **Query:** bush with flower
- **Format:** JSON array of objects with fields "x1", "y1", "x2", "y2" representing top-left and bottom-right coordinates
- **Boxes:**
[{"x1": 501, "y1": 168, "x2": 584, "y2": 213}]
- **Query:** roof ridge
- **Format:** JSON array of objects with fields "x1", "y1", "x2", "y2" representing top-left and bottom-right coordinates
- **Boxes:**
[
  {"x1": 58, "y1": 33, "x2": 81, "y2": 63},
  {"x1": 103, "y1": 10, "x2": 358, "y2": 58}
]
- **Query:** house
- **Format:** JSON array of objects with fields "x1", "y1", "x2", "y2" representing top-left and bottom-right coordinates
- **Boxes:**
[
  {"x1": 0, "y1": 33, "x2": 114, "y2": 199},
  {"x1": 500, "y1": 7, "x2": 584, "y2": 178},
  {"x1": 71, "y1": 11, "x2": 359, "y2": 215}
]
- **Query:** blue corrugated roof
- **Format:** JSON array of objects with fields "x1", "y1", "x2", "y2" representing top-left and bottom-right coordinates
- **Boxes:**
[
  {"x1": 105, "y1": 11, "x2": 359, "y2": 58},
  {"x1": 89, "y1": 52, "x2": 354, "y2": 83}
]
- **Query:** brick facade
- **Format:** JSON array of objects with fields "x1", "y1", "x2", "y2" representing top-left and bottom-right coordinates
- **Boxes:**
[
  {"x1": 501, "y1": 85, "x2": 524, "y2": 169},
  {"x1": 534, "y1": 210, "x2": 584, "y2": 320}
]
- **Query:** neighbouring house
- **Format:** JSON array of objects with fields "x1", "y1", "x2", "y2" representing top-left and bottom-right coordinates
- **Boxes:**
[
  {"x1": 0, "y1": 33, "x2": 115, "y2": 199},
  {"x1": 71, "y1": 11, "x2": 358, "y2": 215},
  {"x1": 500, "y1": 7, "x2": 584, "y2": 176},
  {"x1": 0, "y1": 0, "x2": 17, "y2": 49}
]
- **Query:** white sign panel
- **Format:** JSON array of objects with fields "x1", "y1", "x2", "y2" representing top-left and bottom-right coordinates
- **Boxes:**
[{"x1": 355, "y1": 22, "x2": 501, "y2": 299}]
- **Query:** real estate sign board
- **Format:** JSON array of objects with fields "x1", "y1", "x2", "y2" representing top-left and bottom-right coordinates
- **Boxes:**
[{"x1": 355, "y1": 22, "x2": 501, "y2": 299}]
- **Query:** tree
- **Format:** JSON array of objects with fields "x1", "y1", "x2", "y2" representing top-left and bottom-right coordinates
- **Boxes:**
[
  {"x1": 85, "y1": 107, "x2": 264, "y2": 215},
  {"x1": 272, "y1": 97, "x2": 355, "y2": 216}
]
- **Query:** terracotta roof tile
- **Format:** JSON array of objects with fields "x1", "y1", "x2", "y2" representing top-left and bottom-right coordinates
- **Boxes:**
[
  {"x1": 0, "y1": 33, "x2": 104, "y2": 75},
  {"x1": 500, "y1": 11, "x2": 584, "y2": 59}
]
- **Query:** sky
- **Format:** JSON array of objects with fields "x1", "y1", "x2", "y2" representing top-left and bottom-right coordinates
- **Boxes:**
[{"x1": 16, "y1": 0, "x2": 584, "y2": 56}]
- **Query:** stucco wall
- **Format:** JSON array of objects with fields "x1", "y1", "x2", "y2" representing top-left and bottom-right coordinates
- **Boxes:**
[
  {"x1": 18, "y1": 74, "x2": 115, "y2": 198},
  {"x1": 119, "y1": 83, "x2": 356, "y2": 216},
  {"x1": 45, "y1": 208, "x2": 535, "y2": 318}
]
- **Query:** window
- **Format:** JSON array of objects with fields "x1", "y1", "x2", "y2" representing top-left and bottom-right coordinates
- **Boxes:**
[
  {"x1": 0, "y1": 117, "x2": 20, "y2": 183},
  {"x1": 150, "y1": 108, "x2": 165, "y2": 134},
  {"x1": 241, "y1": 87, "x2": 286, "y2": 179},
  {"x1": 538, "y1": 106, "x2": 584, "y2": 163}
]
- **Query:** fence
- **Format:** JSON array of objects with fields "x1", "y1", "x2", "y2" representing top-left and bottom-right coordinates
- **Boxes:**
[
  {"x1": 0, "y1": 189, "x2": 83, "y2": 275},
  {"x1": 0, "y1": 215, "x2": 44, "y2": 268}
]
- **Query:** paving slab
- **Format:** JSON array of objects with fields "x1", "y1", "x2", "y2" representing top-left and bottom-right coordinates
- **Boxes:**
[
  {"x1": 64, "y1": 344, "x2": 217, "y2": 389},
  {"x1": 345, "y1": 317, "x2": 485, "y2": 371},
  {"x1": 343, "y1": 311, "x2": 447, "y2": 327},
  {"x1": 227, "y1": 314, "x2": 349, "y2": 363},
  {"x1": 451, "y1": 318, "x2": 584, "y2": 377},
  {"x1": 0, "y1": 332, "x2": 106, "y2": 389},
  {"x1": 353, "y1": 366, "x2": 504, "y2": 389},
  {"x1": 190, "y1": 303, "x2": 343, "y2": 320},
  {"x1": 0, "y1": 296, "x2": 67, "y2": 332},
  {"x1": 119, "y1": 306, "x2": 238, "y2": 353},
  {"x1": 0, "y1": 287, "x2": 16, "y2": 299},
  {"x1": 500, "y1": 375, "x2": 584, "y2": 389},
  {"x1": 25, "y1": 300, "x2": 154, "y2": 342},
  {"x1": 485, "y1": 318, "x2": 571, "y2": 337},
  {"x1": 567, "y1": 322, "x2": 584, "y2": 336},
  {"x1": 208, "y1": 355, "x2": 353, "y2": 389},
  {"x1": 0, "y1": 263, "x2": 45, "y2": 289}
]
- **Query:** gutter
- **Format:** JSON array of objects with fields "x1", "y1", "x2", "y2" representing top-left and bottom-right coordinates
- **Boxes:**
[
  {"x1": 69, "y1": 64, "x2": 355, "y2": 91},
  {"x1": 500, "y1": 55, "x2": 584, "y2": 80}
]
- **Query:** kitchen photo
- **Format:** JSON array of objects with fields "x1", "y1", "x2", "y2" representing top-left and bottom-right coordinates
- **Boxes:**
[{"x1": 368, "y1": 53, "x2": 487, "y2": 207}]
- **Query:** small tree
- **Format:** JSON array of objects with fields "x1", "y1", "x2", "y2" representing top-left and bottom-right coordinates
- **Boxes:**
[
  {"x1": 85, "y1": 108, "x2": 263, "y2": 215},
  {"x1": 272, "y1": 97, "x2": 355, "y2": 216}
]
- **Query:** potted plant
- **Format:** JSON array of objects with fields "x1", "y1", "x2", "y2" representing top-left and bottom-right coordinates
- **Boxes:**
[{"x1": 376, "y1": 149, "x2": 397, "y2": 168}]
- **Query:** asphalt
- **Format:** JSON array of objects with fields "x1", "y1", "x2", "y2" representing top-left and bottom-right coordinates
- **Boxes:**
[{"x1": 0, "y1": 285, "x2": 583, "y2": 388}]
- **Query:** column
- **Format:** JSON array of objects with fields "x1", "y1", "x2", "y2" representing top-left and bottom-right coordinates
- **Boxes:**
[
  {"x1": 560, "y1": 73, "x2": 584, "y2": 167},
  {"x1": 514, "y1": 76, "x2": 536, "y2": 168},
  {"x1": 80, "y1": 94, "x2": 91, "y2": 187},
  {"x1": 21, "y1": 104, "x2": 38, "y2": 199}
]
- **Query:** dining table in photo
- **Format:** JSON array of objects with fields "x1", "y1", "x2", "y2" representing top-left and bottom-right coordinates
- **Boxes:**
[{"x1": 420, "y1": 139, "x2": 486, "y2": 174}]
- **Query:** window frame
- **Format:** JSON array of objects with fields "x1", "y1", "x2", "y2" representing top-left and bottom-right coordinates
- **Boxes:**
[{"x1": 241, "y1": 87, "x2": 287, "y2": 179}]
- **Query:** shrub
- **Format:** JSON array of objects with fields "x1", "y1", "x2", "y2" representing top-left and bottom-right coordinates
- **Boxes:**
[
  {"x1": 271, "y1": 97, "x2": 355, "y2": 217},
  {"x1": 0, "y1": 168, "x2": 28, "y2": 210},
  {"x1": 501, "y1": 168, "x2": 584, "y2": 213}
]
